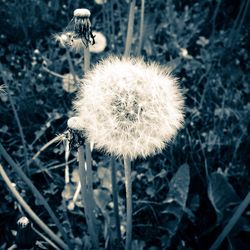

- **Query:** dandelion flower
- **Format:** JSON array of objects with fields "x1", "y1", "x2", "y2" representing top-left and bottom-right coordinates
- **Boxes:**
[
  {"x1": 89, "y1": 31, "x2": 107, "y2": 53},
  {"x1": 74, "y1": 56, "x2": 184, "y2": 159}
]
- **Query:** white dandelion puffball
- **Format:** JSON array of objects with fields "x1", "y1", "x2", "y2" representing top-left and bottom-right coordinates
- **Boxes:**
[
  {"x1": 89, "y1": 31, "x2": 107, "y2": 53},
  {"x1": 74, "y1": 56, "x2": 184, "y2": 159}
]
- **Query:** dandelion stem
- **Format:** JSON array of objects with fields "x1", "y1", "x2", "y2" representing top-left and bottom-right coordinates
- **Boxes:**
[
  {"x1": 83, "y1": 47, "x2": 91, "y2": 74},
  {"x1": 0, "y1": 163, "x2": 69, "y2": 250},
  {"x1": 78, "y1": 146, "x2": 100, "y2": 250},
  {"x1": 111, "y1": 157, "x2": 122, "y2": 244},
  {"x1": 124, "y1": 156, "x2": 132, "y2": 250},
  {"x1": 137, "y1": 0, "x2": 145, "y2": 56},
  {"x1": 66, "y1": 49, "x2": 78, "y2": 83},
  {"x1": 0, "y1": 143, "x2": 71, "y2": 248},
  {"x1": 124, "y1": 0, "x2": 136, "y2": 57},
  {"x1": 81, "y1": 44, "x2": 99, "y2": 249}
]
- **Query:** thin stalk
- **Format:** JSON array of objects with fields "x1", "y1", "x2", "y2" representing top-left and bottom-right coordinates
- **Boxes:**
[
  {"x1": 78, "y1": 146, "x2": 100, "y2": 250},
  {"x1": 124, "y1": 156, "x2": 132, "y2": 250},
  {"x1": 32, "y1": 226, "x2": 61, "y2": 250},
  {"x1": 29, "y1": 134, "x2": 65, "y2": 165},
  {"x1": 0, "y1": 143, "x2": 71, "y2": 247},
  {"x1": 66, "y1": 49, "x2": 78, "y2": 83},
  {"x1": 209, "y1": 191, "x2": 250, "y2": 250},
  {"x1": 83, "y1": 47, "x2": 91, "y2": 73},
  {"x1": 85, "y1": 142, "x2": 97, "y2": 217},
  {"x1": 110, "y1": 157, "x2": 122, "y2": 244},
  {"x1": 124, "y1": 0, "x2": 136, "y2": 57},
  {"x1": 0, "y1": 67, "x2": 29, "y2": 174},
  {"x1": 0, "y1": 163, "x2": 69, "y2": 250},
  {"x1": 137, "y1": 0, "x2": 145, "y2": 56}
]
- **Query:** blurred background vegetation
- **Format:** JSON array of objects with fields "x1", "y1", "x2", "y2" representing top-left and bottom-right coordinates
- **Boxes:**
[{"x1": 0, "y1": 0, "x2": 249, "y2": 249}]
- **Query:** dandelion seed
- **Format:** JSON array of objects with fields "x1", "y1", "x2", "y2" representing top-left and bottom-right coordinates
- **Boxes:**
[{"x1": 74, "y1": 56, "x2": 184, "y2": 159}]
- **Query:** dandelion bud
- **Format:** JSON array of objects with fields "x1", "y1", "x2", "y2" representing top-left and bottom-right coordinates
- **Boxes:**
[
  {"x1": 67, "y1": 117, "x2": 84, "y2": 131},
  {"x1": 16, "y1": 216, "x2": 36, "y2": 249},
  {"x1": 74, "y1": 56, "x2": 185, "y2": 159}
]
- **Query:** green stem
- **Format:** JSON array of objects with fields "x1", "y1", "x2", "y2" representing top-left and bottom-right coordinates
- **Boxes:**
[
  {"x1": 111, "y1": 157, "x2": 122, "y2": 244},
  {"x1": 78, "y1": 146, "x2": 100, "y2": 250},
  {"x1": 124, "y1": 157, "x2": 132, "y2": 250},
  {"x1": 124, "y1": 0, "x2": 136, "y2": 57},
  {"x1": 137, "y1": 0, "x2": 145, "y2": 56},
  {"x1": 0, "y1": 143, "x2": 71, "y2": 248},
  {"x1": 209, "y1": 191, "x2": 250, "y2": 250},
  {"x1": 0, "y1": 163, "x2": 69, "y2": 250}
]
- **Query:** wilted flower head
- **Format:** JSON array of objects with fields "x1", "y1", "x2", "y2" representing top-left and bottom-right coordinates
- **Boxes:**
[
  {"x1": 55, "y1": 8, "x2": 95, "y2": 51},
  {"x1": 74, "y1": 56, "x2": 184, "y2": 159},
  {"x1": 89, "y1": 31, "x2": 107, "y2": 53}
]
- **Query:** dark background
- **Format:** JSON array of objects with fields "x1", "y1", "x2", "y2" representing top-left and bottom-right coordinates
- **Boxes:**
[{"x1": 0, "y1": 0, "x2": 249, "y2": 249}]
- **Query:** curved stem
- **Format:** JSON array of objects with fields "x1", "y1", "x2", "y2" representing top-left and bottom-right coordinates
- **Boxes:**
[
  {"x1": 0, "y1": 163, "x2": 69, "y2": 250},
  {"x1": 124, "y1": 0, "x2": 136, "y2": 57},
  {"x1": 29, "y1": 134, "x2": 65, "y2": 165},
  {"x1": 124, "y1": 156, "x2": 132, "y2": 250},
  {"x1": 0, "y1": 143, "x2": 71, "y2": 248}
]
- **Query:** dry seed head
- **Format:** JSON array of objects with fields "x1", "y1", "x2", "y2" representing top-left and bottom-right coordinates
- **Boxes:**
[
  {"x1": 74, "y1": 56, "x2": 184, "y2": 159},
  {"x1": 89, "y1": 31, "x2": 107, "y2": 53},
  {"x1": 73, "y1": 8, "x2": 91, "y2": 17}
]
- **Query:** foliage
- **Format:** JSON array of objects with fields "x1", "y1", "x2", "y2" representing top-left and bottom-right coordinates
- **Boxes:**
[{"x1": 0, "y1": 0, "x2": 249, "y2": 249}]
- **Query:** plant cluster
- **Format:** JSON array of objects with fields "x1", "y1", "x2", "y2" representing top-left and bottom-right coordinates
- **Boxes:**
[{"x1": 0, "y1": 0, "x2": 249, "y2": 250}]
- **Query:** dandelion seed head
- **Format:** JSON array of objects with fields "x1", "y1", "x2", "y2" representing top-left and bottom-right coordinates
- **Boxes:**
[
  {"x1": 89, "y1": 31, "x2": 107, "y2": 53},
  {"x1": 74, "y1": 56, "x2": 184, "y2": 159}
]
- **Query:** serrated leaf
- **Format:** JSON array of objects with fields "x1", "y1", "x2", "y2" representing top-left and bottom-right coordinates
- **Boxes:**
[
  {"x1": 208, "y1": 171, "x2": 240, "y2": 222},
  {"x1": 161, "y1": 164, "x2": 190, "y2": 248}
]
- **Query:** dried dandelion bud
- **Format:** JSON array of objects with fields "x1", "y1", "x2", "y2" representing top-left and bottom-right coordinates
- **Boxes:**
[
  {"x1": 74, "y1": 56, "x2": 185, "y2": 159},
  {"x1": 55, "y1": 8, "x2": 95, "y2": 51}
]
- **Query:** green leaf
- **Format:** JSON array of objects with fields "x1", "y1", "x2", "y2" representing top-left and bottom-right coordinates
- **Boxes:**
[
  {"x1": 208, "y1": 171, "x2": 240, "y2": 223},
  {"x1": 161, "y1": 164, "x2": 190, "y2": 248}
]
